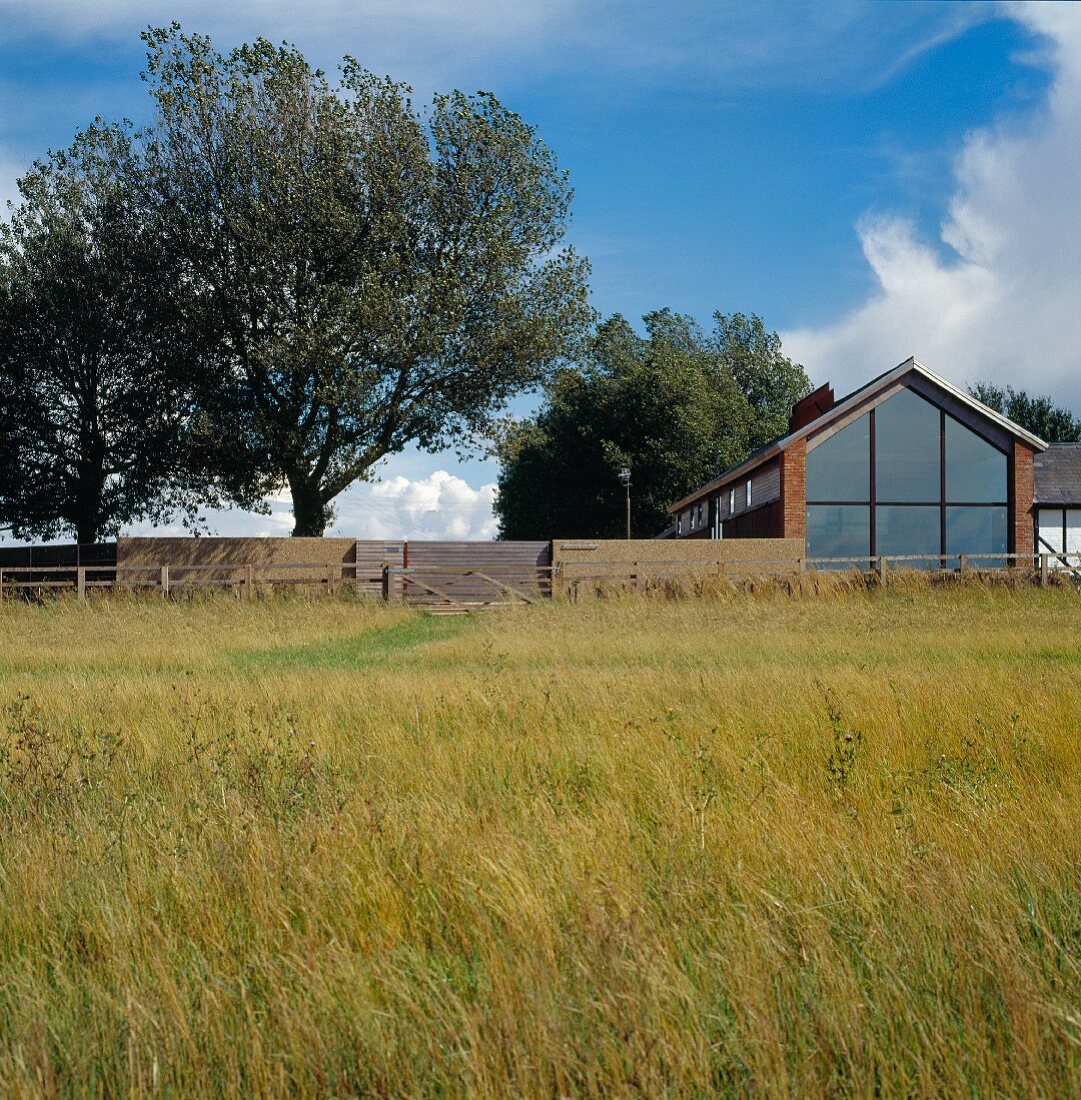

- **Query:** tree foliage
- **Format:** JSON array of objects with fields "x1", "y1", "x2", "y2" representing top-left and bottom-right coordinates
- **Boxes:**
[
  {"x1": 0, "y1": 125, "x2": 224, "y2": 544},
  {"x1": 495, "y1": 311, "x2": 810, "y2": 539},
  {"x1": 139, "y1": 25, "x2": 592, "y2": 535},
  {"x1": 969, "y1": 383, "x2": 1081, "y2": 444}
]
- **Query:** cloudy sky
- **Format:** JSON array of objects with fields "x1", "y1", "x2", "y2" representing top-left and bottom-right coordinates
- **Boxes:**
[{"x1": 1, "y1": 1, "x2": 1077, "y2": 539}]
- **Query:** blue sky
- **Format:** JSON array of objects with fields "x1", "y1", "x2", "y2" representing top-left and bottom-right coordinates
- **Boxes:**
[{"x1": 1, "y1": 1, "x2": 1079, "y2": 539}]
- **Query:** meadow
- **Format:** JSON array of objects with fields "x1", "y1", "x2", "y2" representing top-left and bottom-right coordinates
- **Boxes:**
[{"x1": 0, "y1": 581, "x2": 1078, "y2": 1097}]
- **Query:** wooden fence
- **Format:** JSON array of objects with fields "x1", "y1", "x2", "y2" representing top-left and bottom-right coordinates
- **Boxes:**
[{"x1": 0, "y1": 551, "x2": 1077, "y2": 609}]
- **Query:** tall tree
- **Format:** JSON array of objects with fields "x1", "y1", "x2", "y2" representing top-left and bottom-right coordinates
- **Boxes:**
[
  {"x1": 712, "y1": 312, "x2": 812, "y2": 450},
  {"x1": 140, "y1": 25, "x2": 591, "y2": 535},
  {"x1": 0, "y1": 125, "x2": 227, "y2": 545},
  {"x1": 969, "y1": 382, "x2": 1081, "y2": 443},
  {"x1": 495, "y1": 311, "x2": 809, "y2": 539}
]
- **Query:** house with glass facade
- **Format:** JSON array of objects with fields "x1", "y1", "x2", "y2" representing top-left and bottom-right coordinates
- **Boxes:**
[{"x1": 667, "y1": 358, "x2": 1050, "y2": 566}]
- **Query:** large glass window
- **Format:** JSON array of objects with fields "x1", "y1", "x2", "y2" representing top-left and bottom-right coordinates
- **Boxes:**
[
  {"x1": 807, "y1": 505, "x2": 870, "y2": 562},
  {"x1": 875, "y1": 387, "x2": 941, "y2": 502},
  {"x1": 946, "y1": 419, "x2": 1008, "y2": 503},
  {"x1": 876, "y1": 505, "x2": 941, "y2": 565},
  {"x1": 946, "y1": 506, "x2": 1007, "y2": 562},
  {"x1": 806, "y1": 415, "x2": 870, "y2": 502},
  {"x1": 805, "y1": 384, "x2": 1012, "y2": 566}
]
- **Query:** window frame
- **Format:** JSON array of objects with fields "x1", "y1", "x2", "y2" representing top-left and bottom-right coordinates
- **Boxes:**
[{"x1": 805, "y1": 387, "x2": 1010, "y2": 563}]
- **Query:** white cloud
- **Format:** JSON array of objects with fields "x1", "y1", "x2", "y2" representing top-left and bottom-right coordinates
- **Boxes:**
[
  {"x1": 0, "y1": 1, "x2": 992, "y2": 96},
  {"x1": 329, "y1": 471, "x2": 498, "y2": 541},
  {"x1": 113, "y1": 469, "x2": 499, "y2": 543},
  {"x1": 783, "y1": 2, "x2": 1081, "y2": 409},
  {"x1": 0, "y1": 0, "x2": 582, "y2": 92}
]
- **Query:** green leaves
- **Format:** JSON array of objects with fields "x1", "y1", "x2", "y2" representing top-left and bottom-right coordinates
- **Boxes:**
[
  {"x1": 969, "y1": 382, "x2": 1081, "y2": 443},
  {"x1": 495, "y1": 311, "x2": 810, "y2": 539},
  {"x1": 0, "y1": 122, "x2": 232, "y2": 543},
  {"x1": 139, "y1": 25, "x2": 591, "y2": 535},
  {"x1": 0, "y1": 24, "x2": 592, "y2": 540}
]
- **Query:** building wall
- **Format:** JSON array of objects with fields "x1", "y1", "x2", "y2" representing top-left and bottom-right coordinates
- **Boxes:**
[
  {"x1": 721, "y1": 501, "x2": 782, "y2": 539},
  {"x1": 674, "y1": 457, "x2": 781, "y2": 539},
  {"x1": 779, "y1": 440, "x2": 807, "y2": 541},
  {"x1": 1011, "y1": 442, "x2": 1036, "y2": 560},
  {"x1": 1035, "y1": 506, "x2": 1081, "y2": 562}
]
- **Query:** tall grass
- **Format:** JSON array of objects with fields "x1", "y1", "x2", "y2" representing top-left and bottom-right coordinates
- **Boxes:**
[{"x1": 0, "y1": 585, "x2": 1078, "y2": 1097}]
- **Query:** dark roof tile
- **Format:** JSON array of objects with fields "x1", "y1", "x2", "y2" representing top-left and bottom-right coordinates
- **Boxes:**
[{"x1": 1034, "y1": 444, "x2": 1081, "y2": 505}]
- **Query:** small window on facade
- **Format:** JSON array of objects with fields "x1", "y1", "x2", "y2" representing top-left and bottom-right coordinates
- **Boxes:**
[
  {"x1": 677, "y1": 514, "x2": 683, "y2": 535},
  {"x1": 729, "y1": 487, "x2": 736, "y2": 513},
  {"x1": 746, "y1": 480, "x2": 752, "y2": 508}
]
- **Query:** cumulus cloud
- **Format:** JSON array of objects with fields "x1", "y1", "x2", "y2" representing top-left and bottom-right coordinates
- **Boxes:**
[
  {"x1": 331, "y1": 471, "x2": 498, "y2": 541},
  {"x1": 113, "y1": 470, "x2": 499, "y2": 543},
  {"x1": 783, "y1": 3, "x2": 1081, "y2": 408}
]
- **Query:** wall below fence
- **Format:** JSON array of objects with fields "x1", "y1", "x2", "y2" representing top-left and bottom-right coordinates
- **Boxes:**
[
  {"x1": 3, "y1": 536, "x2": 1061, "y2": 604},
  {"x1": 113, "y1": 537, "x2": 549, "y2": 601},
  {"x1": 116, "y1": 537, "x2": 363, "y2": 588},
  {"x1": 553, "y1": 538, "x2": 805, "y2": 578}
]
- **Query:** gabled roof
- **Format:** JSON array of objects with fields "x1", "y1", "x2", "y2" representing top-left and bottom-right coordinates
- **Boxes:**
[
  {"x1": 1034, "y1": 444, "x2": 1081, "y2": 505},
  {"x1": 669, "y1": 357, "x2": 1048, "y2": 513}
]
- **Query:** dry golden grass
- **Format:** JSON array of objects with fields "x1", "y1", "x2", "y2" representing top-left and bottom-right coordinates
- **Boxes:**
[{"x1": 0, "y1": 582, "x2": 1078, "y2": 1097}]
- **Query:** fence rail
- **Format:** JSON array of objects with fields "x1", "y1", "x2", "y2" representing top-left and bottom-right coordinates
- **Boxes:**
[{"x1": 0, "y1": 551, "x2": 1077, "y2": 605}]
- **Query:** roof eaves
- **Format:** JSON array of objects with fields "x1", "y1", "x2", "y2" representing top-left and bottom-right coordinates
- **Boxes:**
[
  {"x1": 667, "y1": 440, "x2": 785, "y2": 513},
  {"x1": 667, "y1": 356, "x2": 1049, "y2": 515}
]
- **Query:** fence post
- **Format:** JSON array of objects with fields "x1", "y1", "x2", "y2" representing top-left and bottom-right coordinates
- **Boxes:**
[
  {"x1": 1040, "y1": 552, "x2": 1049, "y2": 587},
  {"x1": 0, "y1": 567, "x2": 4, "y2": 600},
  {"x1": 245, "y1": 564, "x2": 254, "y2": 600},
  {"x1": 161, "y1": 565, "x2": 170, "y2": 597},
  {"x1": 958, "y1": 553, "x2": 968, "y2": 574},
  {"x1": 77, "y1": 566, "x2": 86, "y2": 600},
  {"x1": 879, "y1": 557, "x2": 888, "y2": 586},
  {"x1": 381, "y1": 565, "x2": 390, "y2": 602}
]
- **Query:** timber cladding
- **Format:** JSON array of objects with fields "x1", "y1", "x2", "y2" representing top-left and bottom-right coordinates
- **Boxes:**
[{"x1": 553, "y1": 538, "x2": 804, "y2": 576}]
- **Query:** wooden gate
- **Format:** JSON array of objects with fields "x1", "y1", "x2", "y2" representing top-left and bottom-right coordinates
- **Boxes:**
[{"x1": 391, "y1": 541, "x2": 552, "y2": 612}]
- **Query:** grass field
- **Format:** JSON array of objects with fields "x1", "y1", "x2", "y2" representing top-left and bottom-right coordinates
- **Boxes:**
[{"x1": 0, "y1": 583, "x2": 1078, "y2": 1097}]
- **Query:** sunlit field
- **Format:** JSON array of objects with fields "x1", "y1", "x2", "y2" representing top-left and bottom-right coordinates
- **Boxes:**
[{"x1": 0, "y1": 582, "x2": 1078, "y2": 1097}]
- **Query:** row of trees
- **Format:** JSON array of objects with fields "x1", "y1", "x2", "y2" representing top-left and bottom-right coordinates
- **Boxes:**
[
  {"x1": 968, "y1": 383, "x2": 1081, "y2": 444},
  {"x1": 495, "y1": 311, "x2": 810, "y2": 539},
  {"x1": 0, "y1": 25, "x2": 590, "y2": 542}
]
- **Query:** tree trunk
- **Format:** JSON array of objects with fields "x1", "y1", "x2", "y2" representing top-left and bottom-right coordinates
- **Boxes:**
[
  {"x1": 72, "y1": 464, "x2": 106, "y2": 547},
  {"x1": 287, "y1": 472, "x2": 329, "y2": 537},
  {"x1": 75, "y1": 519, "x2": 99, "y2": 547}
]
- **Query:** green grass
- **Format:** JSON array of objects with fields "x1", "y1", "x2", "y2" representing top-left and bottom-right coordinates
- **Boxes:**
[
  {"x1": 0, "y1": 584, "x2": 1078, "y2": 1097},
  {"x1": 233, "y1": 610, "x2": 473, "y2": 670}
]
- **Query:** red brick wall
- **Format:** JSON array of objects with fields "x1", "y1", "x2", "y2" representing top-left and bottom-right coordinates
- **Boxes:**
[
  {"x1": 1011, "y1": 441, "x2": 1035, "y2": 561},
  {"x1": 779, "y1": 441, "x2": 807, "y2": 542}
]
